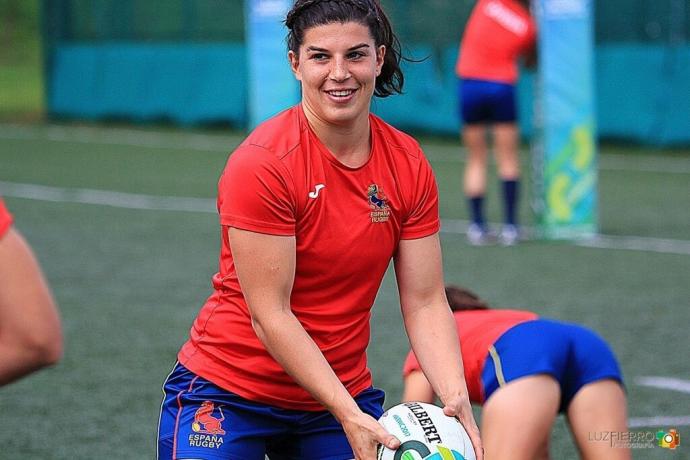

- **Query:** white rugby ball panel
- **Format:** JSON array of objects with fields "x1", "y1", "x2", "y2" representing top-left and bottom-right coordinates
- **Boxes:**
[{"x1": 377, "y1": 402, "x2": 476, "y2": 460}]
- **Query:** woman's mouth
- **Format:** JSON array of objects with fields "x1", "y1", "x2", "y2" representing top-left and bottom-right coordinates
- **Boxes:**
[{"x1": 325, "y1": 88, "x2": 357, "y2": 102}]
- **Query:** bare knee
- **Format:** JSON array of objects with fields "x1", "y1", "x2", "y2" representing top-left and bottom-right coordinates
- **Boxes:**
[
  {"x1": 493, "y1": 123, "x2": 520, "y2": 179},
  {"x1": 462, "y1": 126, "x2": 488, "y2": 159}
]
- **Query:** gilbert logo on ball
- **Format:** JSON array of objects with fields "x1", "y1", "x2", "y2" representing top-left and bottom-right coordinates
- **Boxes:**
[{"x1": 377, "y1": 402, "x2": 476, "y2": 460}]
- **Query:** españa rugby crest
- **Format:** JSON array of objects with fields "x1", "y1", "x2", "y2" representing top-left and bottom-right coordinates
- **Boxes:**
[
  {"x1": 367, "y1": 184, "x2": 390, "y2": 223},
  {"x1": 192, "y1": 401, "x2": 226, "y2": 435},
  {"x1": 188, "y1": 401, "x2": 226, "y2": 450}
]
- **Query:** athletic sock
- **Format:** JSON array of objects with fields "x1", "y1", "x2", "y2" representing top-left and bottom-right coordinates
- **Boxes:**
[
  {"x1": 468, "y1": 196, "x2": 485, "y2": 227},
  {"x1": 502, "y1": 179, "x2": 519, "y2": 226}
]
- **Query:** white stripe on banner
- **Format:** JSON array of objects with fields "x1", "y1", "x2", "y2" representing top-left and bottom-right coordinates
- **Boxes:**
[
  {"x1": 635, "y1": 376, "x2": 690, "y2": 394},
  {"x1": 1, "y1": 181, "x2": 689, "y2": 256}
]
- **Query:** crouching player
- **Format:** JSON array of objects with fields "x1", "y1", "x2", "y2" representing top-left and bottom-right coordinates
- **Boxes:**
[{"x1": 402, "y1": 285, "x2": 630, "y2": 460}]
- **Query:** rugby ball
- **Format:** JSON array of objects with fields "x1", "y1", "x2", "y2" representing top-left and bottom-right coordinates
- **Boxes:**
[{"x1": 377, "y1": 402, "x2": 476, "y2": 460}]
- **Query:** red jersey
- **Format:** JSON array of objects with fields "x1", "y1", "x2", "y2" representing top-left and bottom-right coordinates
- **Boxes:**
[
  {"x1": 403, "y1": 309, "x2": 537, "y2": 403},
  {"x1": 179, "y1": 105, "x2": 440, "y2": 410},
  {"x1": 0, "y1": 198, "x2": 13, "y2": 238},
  {"x1": 456, "y1": 0, "x2": 536, "y2": 83}
]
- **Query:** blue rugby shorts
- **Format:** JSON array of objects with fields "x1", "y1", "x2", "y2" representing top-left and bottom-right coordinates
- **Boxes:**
[
  {"x1": 157, "y1": 362, "x2": 385, "y2": 459},
  {"x1": 459, "y1": 78, "x2": 517, "y2": 125},
  {"x1": 481, "y1": 318, "x2": 623, "y2": 412}
]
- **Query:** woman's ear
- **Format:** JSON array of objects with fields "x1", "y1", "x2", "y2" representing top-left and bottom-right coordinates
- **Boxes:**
[
  {"x1": 288, "y1": 50, "x2": 302, "y2": 81},
  {"x1": 376, "y1": 45, "x2": 386, "y2": 76}
]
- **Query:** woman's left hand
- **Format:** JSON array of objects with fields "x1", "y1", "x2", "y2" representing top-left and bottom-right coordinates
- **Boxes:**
[
  {"x1": 442, "y1": 394, "x2": 483, "y2": 460},
  {"x1": 340, "y1": 410, "x2": 400, "y2": 460}
]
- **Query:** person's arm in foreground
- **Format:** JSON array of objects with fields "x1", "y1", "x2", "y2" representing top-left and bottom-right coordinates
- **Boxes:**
[
  {"x1": 395, "y1": 234, "x2": 483, "y2": 460},
  {"x1": 0, "y1": 227, "x2": 62, "y2": 385},
  {"x1": 229, "y1": 228, "x2": 399, "y2": 460}
]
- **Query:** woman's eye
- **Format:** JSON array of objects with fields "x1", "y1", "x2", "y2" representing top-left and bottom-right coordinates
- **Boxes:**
[
  {"x1": 311, "y1": 53, "x2": 328, "y2": 61},
  {"x1": 348, "y1": 52, "x2": 364, "y2": 60}
]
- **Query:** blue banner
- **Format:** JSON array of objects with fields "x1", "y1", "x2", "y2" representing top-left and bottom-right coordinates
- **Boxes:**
[
  {"x1": 245, "y1": 0, "x2": 299, "y2": 128},
  {"x1": 531, "y1": 0, "x2": 597, "y2": 239}
]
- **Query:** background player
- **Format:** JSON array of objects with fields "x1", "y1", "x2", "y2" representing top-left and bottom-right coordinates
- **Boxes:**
[
  {"x1": 157, "y1": 1, "x2": 482, "y2": 459},
  {"x1": 456, "y1": 0, "x2": 537, "y2": 245},
  {"x1": 402, "y1": 285, "x2": 630, "y2": 460},
  {"x1": 0, "y1": 198, "x2": 62, "y2": 386}
]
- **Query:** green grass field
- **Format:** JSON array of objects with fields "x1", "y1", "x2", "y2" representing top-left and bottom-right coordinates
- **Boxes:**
[{"x1": 0, "y1": 123, "x2": 688, "y2": 459}]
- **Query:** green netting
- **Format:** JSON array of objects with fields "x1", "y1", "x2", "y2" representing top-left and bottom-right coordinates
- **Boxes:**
[
  {"x1": 595, "y1": 0, "x2": 689, "y2": 43},
  {"x1": 43, "y1": 0, "x2": 245, "y2": 42},
  {"x1": 40, "y1": 0, "x2": 690, "y2": 143},
  {"x1": 42, "y1": 0, "x2": 689, "y2": 45}
]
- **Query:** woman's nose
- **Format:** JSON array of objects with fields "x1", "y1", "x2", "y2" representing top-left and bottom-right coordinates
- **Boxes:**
[{"x1": 329, "y1": 57, "x2": 351, "y2": 81}]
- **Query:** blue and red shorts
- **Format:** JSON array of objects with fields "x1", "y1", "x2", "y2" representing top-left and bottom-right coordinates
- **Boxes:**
[
  {"x1": 481, "y1": 319, "x2": 623, "y2": 412},
  {"x1": 157, "y1": 362, "x2": 385, "y2": 459},
  {"x1": 459, "y1": 78, "x2": 517, "y2": 125}
]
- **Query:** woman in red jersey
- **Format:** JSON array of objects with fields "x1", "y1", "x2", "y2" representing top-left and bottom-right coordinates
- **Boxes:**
[
  {"x1": 0, "y1": 198, "x2": 62, "y2": 386},
  {"x1": 403, "y1": 285, "x2": 630, "y2": 460},
  {"x1": 157, "y1": 2, "x2": 482, "y2": 460},
  {"x1": 456, "y1": 0, "x2": 537, "y2": 245}
]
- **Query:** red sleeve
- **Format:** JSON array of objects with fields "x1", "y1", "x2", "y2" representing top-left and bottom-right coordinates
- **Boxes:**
[
  {"x1": 0, "y1": 198, "x2": 13, "y2": 238},
  {"x1": 218, "y1": 145, "x2": 297, "y2": 235},
  {"x1": 400, "y1": 151, "x2": 440, "y2": 239},
  {"x1": 402, "y1": 350, "x2": 421, "y2": 377}
]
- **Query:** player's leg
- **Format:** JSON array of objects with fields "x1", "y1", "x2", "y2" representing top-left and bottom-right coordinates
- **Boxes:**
[
  {"x1": 463, "y1": 124, "x2": 489, "y2": 198},
  {"x1": 493, "y1": 123, "x2": 520, "y2": 181},
  {"x1": 463, "y1": 124, "x2": 492, "y2": 245},
  {"x1": 492, "y1": 82, "x2": 521, "y2": 244},
  {"x1": 481, "y1": 375, "x2": 560, "y2": 460},
  {"x1": 567, "y1": 379, "x2": 630, "y2": 460},
  {"x1": 463, "y1": 123, "x2": 490, "y2": 236},
  {"x1": 158, "y1": 362, "x2": 274, "y2": 460},
  {"x1": 494, "y1": 123, "x2": 520, "y2": 182},
  {"x1": 460, "y1": 79, "x2": 491, "y2": 244},
  {"x1": 559, "y1": 322, "x2": 629, "y2": 459}
]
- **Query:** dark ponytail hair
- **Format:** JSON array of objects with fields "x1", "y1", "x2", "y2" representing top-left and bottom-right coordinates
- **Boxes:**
[
  {"x1": 516, "y1": 0, "x2": 532, "y2": 10},
  {"x1": 285, "y1": 0, "x2": 404, "y2": 97},
  {"x1": 445, "y1": 285, "x2": 490, "y2": 312}
]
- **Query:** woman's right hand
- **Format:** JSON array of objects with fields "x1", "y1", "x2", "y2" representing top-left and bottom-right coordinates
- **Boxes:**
[{"x1": 340, "y1": 410, "x2": 400, "y2": 460}]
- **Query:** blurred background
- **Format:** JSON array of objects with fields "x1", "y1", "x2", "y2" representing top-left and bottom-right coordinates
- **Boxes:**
[
  {"x1": 1, "y1": 1, "x2": 689, "y2": 459},
  {"x1": 3, "y1": 0, "x2": 690, "y2": 142}
]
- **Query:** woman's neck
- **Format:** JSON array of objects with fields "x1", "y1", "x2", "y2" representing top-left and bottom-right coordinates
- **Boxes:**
[{"x1": 302, "y1": 105, "x2": 372, "y2": 168}]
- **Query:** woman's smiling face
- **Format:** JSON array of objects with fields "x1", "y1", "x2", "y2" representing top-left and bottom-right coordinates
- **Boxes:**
[{"x1": 289, "y1": 21, "x2": 385, "y2": 128}]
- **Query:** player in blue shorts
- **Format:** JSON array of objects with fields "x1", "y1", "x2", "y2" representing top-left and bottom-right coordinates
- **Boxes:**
[
  {"x1": 455, "y1": 0, "x2": 537, "y2": 245},
  {"x1": 403, "y1": 285, "x2": 631, "y2": 460},
  {"x1": 158, "y1": 364, "x2": 386, "y2": 459},
  {"x1": 157, "y1": 1, "x2": 483, "y2": 459}
]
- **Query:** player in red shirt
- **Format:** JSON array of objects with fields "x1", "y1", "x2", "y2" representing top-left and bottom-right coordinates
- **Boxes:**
[
  {"x1": 456, "y1": 0, "x2": 537, "y2": 245},
  {"x1": 0, "y1": 198, "x2": 62, "y2": 386},
  {"x1": 157, "y1": 2, "x2": 482, "y2": 460},
  {"x1": 403, "y1": 285, "x2": 630, "y2": 460}
]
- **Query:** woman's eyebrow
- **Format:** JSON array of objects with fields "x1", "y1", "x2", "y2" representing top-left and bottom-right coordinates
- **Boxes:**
[{"x1": 305, "y1": 43, "x2": 370, "y2": 52}]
